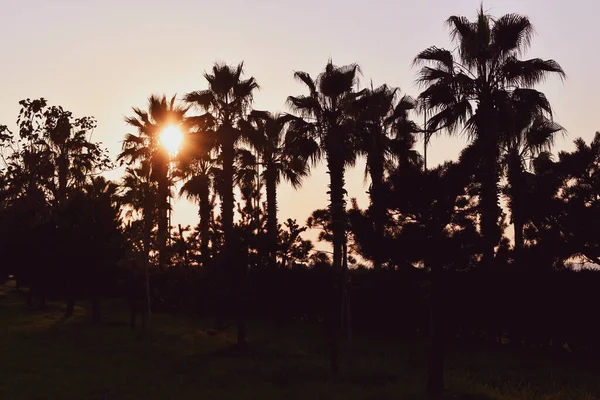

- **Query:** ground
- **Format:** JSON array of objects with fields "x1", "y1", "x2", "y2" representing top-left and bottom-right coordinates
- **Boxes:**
[{"x1": 0, "y1": 285, "x2": 598, "y2": 400}]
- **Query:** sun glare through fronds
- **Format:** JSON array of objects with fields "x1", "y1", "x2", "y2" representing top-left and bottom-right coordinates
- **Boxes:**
[{"x1": 160, "y1": 125, "x2": 184, "y2": 157}]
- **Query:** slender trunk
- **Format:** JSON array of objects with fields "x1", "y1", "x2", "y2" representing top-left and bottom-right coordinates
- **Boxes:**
[
  {"x1": 142, "y1": 204, "x2": 152, "y2": 332},
  {"x1": 221, "y1": 136, "x2": 235, "y2": 251},
  {"x1": 221, "y1": 132, "x2": 241, "y2": 342},
  {"x1": 327, "y1": 150, "x2": 346, "y2": 374},
  {"x1": 58, "y1": 152, "x2": 68, "y2": 207},
  {"x1": 477, "y1": 104, "x2": 502, "y2": 269},
  {"x1": 157, "y1": 160, "x2": 169, "y2": 269},
  {"x1": 199, "y1": 178, "x2": 211, "y2": 268},
  {"x1": 427, "y1": 263, "x2": 444, "y2": 400},
  {"x1": 479, "y1": 142, "x2": 501, "y2": 269},
  {"x1": 328, "y1": 157, "x2": 345, "y2": 273},
  {"x1": 507, "y1": 153, "x2": 525, "y2": 262},
  {"x1": 369, "y1": 155, "x2": 385, "y2": 270},
  {"x1": 265, "y1": 170, "x2": 278, "y2": 268}
]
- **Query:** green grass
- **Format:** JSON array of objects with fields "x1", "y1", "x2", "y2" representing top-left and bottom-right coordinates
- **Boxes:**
[{"x1": 0, "y1": 285, "x2": 597, "y2": 400}]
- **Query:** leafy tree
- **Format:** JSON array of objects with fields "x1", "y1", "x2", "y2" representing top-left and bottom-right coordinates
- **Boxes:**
[
  {"x1": 0, "y1": 99, "x2": 111, "y2": 311},
  {"x1": 279, "y1": 219, "x2": 314, "y2": 268},
  {"x1": 555, "y1": 133, "x2": 600, "y2": 264}
]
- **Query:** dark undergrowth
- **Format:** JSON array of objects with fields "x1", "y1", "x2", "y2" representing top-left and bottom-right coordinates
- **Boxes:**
[{"x1": 0, "y1": 285, "x2": 598, "y2": 400}]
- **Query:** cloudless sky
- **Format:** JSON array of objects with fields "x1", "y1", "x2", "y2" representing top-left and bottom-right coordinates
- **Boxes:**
[{"x1": 1, "y1": 0, "x2": 598, "y2": 253}]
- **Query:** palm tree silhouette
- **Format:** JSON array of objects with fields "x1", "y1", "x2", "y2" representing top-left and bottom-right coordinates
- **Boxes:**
[
  {"x1": 184, "y1": 63, "x2": 258, "y2": 259},
  {"x1": 502, "y1": 94, "x2": 564, "y2": 258},
  {"x1": 118, "y1": 95, "x2": 189, "y2": 270},
  {"x1": 177, "y1": 125, "x2": 219, "y2": 269},
  {"x1": 288, "y1": 60, "x2": 361, "y2": 373},
  {"x1": 242, "y1": 110, "x2": 316, "y2": 268},
  {"x1": 414, "y1": 7, "x2": 565, "y2": 267},
  {"x1": 121, "y1": 162, "x2": 158, "y2": 331},
  {"x1": 184, "y1": 62, "x2": 259, "y2": 346},
  {"x1": 352, "y1": 84, "x2": 420, "y2": 269}
]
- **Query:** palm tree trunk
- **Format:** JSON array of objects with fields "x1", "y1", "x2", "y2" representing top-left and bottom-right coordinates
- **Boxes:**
[
  {"x1": 199, "y1": 179, "x2": 211, "y2": 268},
  {"x1": 265, "y1": 171, "x2": 278, "y2": 268},
  {"x1": 221, "y1": 135, "x2": 243, "y2": 345},
  {"x1": 221, "y1": 139, "x2": 235, "y2": 252},
  {"x1": 507, "y1": 154, "x2": 525, "y2": 262},
  {"x1": 369, "y1": 157, "x2": 385, "y2": 270},
  {"x1": 142, "y1": 206, "x2": 152, "y2": 333},
  {"x1": 327, "y1": 152, "x2": 346, "y2": 374},
  {"x1": 158, "y1": 165, "x2": 169, "y2": 269},
  {"x1": 480, "y1": 144, "x2": 501, "y2": 269}
]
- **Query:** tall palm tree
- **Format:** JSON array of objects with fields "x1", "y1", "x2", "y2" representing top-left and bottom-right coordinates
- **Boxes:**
[
  {"x1": 184, "y1": 63, "x2": 259, "y2": 257},
  {"x1": 287, "y1": 60, "x2": 361, "y2": 373},
  {"x1": 414, "y1": 7, "x2": 565, "y2": 267},
  {"x1": 184, "y1": 62, "x2": 259, "y2": 347},
  {"x1": 352, "y1": 84, "x2": 420, "y2": 269},
  {"x1": 118, "y1": 94, "x2": 189, "y2": 269},
  {"x1": 242, "y1": 110, "x2": 316, "y2": 268}
]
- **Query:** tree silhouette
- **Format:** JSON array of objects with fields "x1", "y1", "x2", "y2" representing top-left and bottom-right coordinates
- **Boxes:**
[
  {"x1": 288, "y1": 61, "x2": 362, "y2": 373},
  {"x1": 0, "y1": 99, "x2": 111, "y2": 312},
  {"x1": 414, "y1": 8, "x2": 565, "y2": 267},
  {"x1": 121, "y1": 162, "x2": 158, "y2": 329},
  {"x1": 119, "y1": 95, "x2": 189, "y2": 270},
  {"x1": 501, "y1": 97, "x2": 564, "y2": 259},
  {"x1": 185, "y1": 62, "x2": 259, "y2": 346},
  {"x1": 351, "y1": 84, "x2": 420, "y2": 268},
  {"x1": 184, "y1": 62, "x2": 258, "y2": 257},
  {"x1": 242, "y1": 111, "x2": 316, "y2": 268},
  {"x1": 556, "y1": 133, "x2": 600, "y2": 264},
  {"x1": 177, "y1": 123, "x2": 219, "y2": 269}
]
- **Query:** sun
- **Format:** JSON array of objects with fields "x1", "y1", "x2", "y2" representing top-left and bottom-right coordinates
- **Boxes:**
[{"x1": 159, "y1": 125, "x2": 184, "y2": 157}]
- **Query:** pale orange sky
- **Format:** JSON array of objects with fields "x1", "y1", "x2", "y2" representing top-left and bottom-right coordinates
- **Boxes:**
[{"x1": 1, "y1": 0, "x2": 598, "y2": 253}]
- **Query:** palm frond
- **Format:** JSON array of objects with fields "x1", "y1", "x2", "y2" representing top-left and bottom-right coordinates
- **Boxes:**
[
  {"x1": 413, "y1": 46, "x2": 454, "y2": 72},
  {"x1": 501, "y1": 57, "x2": 566, "y2": 87},
  {"x1": 491, "y1": 13, "x2": 534, "y2": 55}
]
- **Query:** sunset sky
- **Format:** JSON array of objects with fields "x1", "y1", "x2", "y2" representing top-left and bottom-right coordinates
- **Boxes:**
[{"x1": 1, "y1": 0, "x2": 598, "y2": 252}]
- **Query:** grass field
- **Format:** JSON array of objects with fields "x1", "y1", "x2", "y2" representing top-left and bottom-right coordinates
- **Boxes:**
[{"x1": 0, "y1": 285, "x2": 598, "y2": 400}]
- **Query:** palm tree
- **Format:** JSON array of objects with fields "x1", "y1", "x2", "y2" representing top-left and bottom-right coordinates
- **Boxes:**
[
  {"x1": 184, "y1": 62, "x2": 259, "y2": 347},
  {"x1": 177, "y1": 126, "x2": 219, "y2": 269},
  {"x1": 287, "y1": 60, "x2": 361, "y2": 373},
  {"x1": 121, "y1": 162, "x2": 158, "y2": 331},
  {"x1": 502, "y1": 94, "x2": 564, "y2": 258},
  {"x1": 414, "y1": 7, "x2": 565, "y2": 268},
  {"x1": 184, "y1": 63, "x2": 259, "y2": 258},
  {"x1": 242, "y1": 111, "x2": 316, "y2": 268},
  {"x1": 118, "y1": 94, "x2": 189, "y2": 270},
  {"x1": 352, "y1": 84, "x2": 420, "y2": 269}
]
